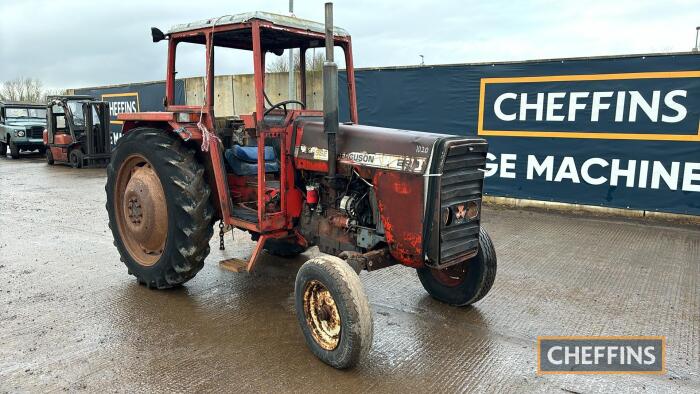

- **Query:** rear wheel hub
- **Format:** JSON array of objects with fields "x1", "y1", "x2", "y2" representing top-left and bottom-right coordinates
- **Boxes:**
[{"x1": 115, "y1": 155, "x2": 168, "y2": 266}]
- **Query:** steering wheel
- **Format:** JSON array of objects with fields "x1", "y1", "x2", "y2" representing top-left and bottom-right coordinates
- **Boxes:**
[{"x1": 264, "y1": 100, "x2": 306, "y2": 117}]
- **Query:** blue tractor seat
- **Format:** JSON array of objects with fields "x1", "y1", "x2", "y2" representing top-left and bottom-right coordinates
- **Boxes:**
[{"x1": 224, "y1": 145, "x2": 279, "y2": 176}]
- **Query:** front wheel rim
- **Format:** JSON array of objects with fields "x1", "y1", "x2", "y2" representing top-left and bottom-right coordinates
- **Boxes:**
[
  {"x1": 303, "y1": 280, "x2": 341, "y2": 350},
  {"x1": 114, "y1": 154, "x2": 168, "y2": 266}
]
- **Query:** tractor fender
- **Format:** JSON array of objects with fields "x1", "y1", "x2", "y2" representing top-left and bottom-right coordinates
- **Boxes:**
[
  {"x1": 122, "y1": 120, "x2": 196, "y2": 143},
  {"x1": 121, "y1": 120, "x2": 173, "y2": 136}
]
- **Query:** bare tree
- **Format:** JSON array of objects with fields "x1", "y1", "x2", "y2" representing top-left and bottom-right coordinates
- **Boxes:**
[
  {"x1": 266, "y1": 53, "x2": 294, "y2": 73},
  {"x1": 42, "y1": 88, "x2": 68, "y2": 102},
  {"x1": 0, "y1": 77, "x2": 43, "y2": 102},
  {"x1": 0, "y1": 77, "x2": 65, "y2": 103},
  {"x1": 266, "y1": 51, "x2": 325, "y2": 73}
]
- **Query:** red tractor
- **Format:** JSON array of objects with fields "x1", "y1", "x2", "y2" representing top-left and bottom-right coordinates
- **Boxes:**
[{"x1": 106, "y1": 3, "x2": 496, "y2": 369}]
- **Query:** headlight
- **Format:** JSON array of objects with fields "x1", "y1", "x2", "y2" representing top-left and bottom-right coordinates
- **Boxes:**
[
  {"x1": 15, "y1": 130, "x2": 25, "y2": 137},
  {"x1": 442, "y1": 206, "x2": 452, "y2": 226},
  {"x1": 466, "y1": 200, "x2": 480, "y2": 220}
]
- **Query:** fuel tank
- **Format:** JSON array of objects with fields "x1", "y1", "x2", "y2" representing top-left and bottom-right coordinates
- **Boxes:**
[{"x1": 294, "y1": 121, "x2": 488, "y2": 268}]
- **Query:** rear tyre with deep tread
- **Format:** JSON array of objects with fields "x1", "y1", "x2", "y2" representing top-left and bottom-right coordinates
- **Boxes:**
[
  {"x1": 417, "y1": 227, "x2": 497, "y2": 306},
  {"x1": 106, "y1": 127, "x2": 214, "y2": 289},
  {"x1": 295, "y1": 255, "x2": 373, "y2": 369}
]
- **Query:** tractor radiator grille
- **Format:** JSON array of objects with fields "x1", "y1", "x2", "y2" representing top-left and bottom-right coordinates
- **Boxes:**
[{"x1": 438, "y1": 142, "x2": 487, "y2": 266}]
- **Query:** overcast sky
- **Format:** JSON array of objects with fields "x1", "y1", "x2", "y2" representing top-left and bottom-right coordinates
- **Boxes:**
[{"x1": 0, "y1": 0, "x2": 698, "y2": 90}]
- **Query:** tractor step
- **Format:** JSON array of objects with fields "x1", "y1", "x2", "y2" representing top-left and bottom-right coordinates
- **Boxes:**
[
  {"x1": 217, "y1": 234, "x2": 275, "y2": 274},
  {"x1": 219, "y1": 258, "x2": 249, "y2": 273}
]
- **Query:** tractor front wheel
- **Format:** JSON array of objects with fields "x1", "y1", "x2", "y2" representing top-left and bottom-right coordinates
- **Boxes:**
[
  {"x1": 417, "y1": 227, "x2": 497, "y2": 306},
  {"x1": 106, "y1": 128, "x2": 214, "y2": 289},
  {"x1": 295, "y1": 255, "x2": 373, "y2": 369}
]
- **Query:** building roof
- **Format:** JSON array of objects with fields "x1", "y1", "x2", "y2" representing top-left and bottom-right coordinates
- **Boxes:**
[{"x1": 167, "y1": 11, "x2": 349, "y2": 37}]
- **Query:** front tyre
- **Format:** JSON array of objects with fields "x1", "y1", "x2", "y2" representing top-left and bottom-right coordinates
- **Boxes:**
[
  {"x1": 106, "y1": 128, "x2": 214, "y2": 289},
  {"x1": 417, "y1": 228, "x2": 497, "y2": 306},
  {"x1": 9, "y1": 140, "x2": 19, "y2": 159},
  {"x1": 70, "y1": 149, "x2": 83, "y2": 168},
  {"x1": 295, "y1": 255, "x2": 373, "y2": 369}
]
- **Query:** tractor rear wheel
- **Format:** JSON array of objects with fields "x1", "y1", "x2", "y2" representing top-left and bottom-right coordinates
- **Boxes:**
[
  {"x1": 9, "y1": 140, "x2": 19, "y2": 159},
  {"x1": 295, "y1": 255, "x2": 373, "y2": 369},
  {"x1": 417, "y1": 228, "x2": 497, "y2": 306},
  {"x1": 106, "y1": 128, "x2": 214, "y2": 289}
]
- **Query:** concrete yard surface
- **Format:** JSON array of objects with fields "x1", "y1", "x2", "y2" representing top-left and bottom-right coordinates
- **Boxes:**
[{"x1": 1, "y1": 153, "x2": 698, "y2": 393}]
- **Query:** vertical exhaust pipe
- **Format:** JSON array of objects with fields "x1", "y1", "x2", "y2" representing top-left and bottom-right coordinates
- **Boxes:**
[{"x1": 323, "y1": 2, "x2": 339, "y2": 179}]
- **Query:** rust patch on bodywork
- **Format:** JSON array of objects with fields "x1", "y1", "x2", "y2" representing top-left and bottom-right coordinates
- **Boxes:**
[{"x1": 373, "y1": 171, "x2": 424, "y2": 268}]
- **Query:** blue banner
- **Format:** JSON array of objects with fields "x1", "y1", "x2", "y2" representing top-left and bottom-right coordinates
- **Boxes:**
[{"x1": 340, "y1": 53, "x2": 700, "y2": 215}]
